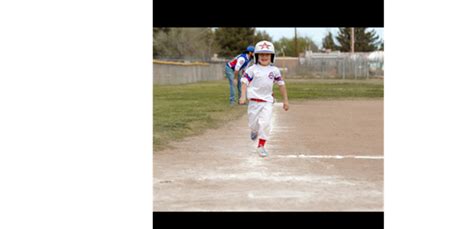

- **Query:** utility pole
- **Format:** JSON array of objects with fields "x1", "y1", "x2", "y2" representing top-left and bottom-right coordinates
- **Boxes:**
[
  {"x1": 295, "y1": 27, "x2": 299, "y2": 64},
  {"x1": 294, "y1": 27, "x2": 298, "y2": 57},
  {"x1": 351, "y1": 27, "x2": 355, "y2": 53}
]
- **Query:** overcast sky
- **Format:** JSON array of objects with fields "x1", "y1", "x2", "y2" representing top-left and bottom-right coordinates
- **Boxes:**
[{"x1": 256, "y1": 28, "x2": 384, "y2": 47}]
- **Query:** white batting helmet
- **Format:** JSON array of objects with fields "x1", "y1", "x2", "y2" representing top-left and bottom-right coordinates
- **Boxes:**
[{"x1": 255, "y1": 40, "x2": 275, "y2": 64}]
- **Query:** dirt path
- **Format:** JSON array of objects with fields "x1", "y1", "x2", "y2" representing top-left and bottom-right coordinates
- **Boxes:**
[{"x1": 154, "y1": 99, "x2": 383, "y2": 211}]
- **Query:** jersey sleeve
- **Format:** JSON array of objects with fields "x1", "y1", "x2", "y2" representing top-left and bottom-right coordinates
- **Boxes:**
[
  {"x1": 273, "y1": 68, "x2": 285, "y2": 86},
  {"x1": 241, "y1": 67, "x2": 254, "y2": 85},
  {"x1": 234, "y1": 57, "x2": 246, "y2": 71}
]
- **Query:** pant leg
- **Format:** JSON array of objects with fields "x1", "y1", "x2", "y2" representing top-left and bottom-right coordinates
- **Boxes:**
[
  {"x1": 225, "y1": 66, "x2": 235, "y2": 103},
  {"x1": 247, "y1": 101, "x2": 262, "y2": 133},
  {"x1": 257, "y1": 102, "x2": 273, "y2": 140},
  {"x1": 237, "y1": 71, "x2": 242, "y2": 100}
]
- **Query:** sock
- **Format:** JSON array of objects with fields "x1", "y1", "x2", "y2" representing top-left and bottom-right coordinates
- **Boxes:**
[{"x1": 258, "y1": 139, "x2": 266, "y2": 148}]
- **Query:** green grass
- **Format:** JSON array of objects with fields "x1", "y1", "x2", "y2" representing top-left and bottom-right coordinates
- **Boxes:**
[
  {"x1": 154, "y1": 79, "x2": 383, "y2": 150},
  {"x1": 154, "y1": 81, "x2": 246, "y2": 151},
  {"x1": 274, "y1": 79, "x2": 384, "y2": 101}
]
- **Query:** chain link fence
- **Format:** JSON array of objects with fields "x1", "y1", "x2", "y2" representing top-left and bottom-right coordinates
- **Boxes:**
[
  {"x1": 154, "y1": 51, "x2": 384, "y2": 84},
  {"x1": 293, "y1": 52, "x2": 384, "y2": 79}
]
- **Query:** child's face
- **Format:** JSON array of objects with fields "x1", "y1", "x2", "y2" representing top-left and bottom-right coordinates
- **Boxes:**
[{"x1": 258, "y1": 53, "x2": 271, "y2": 66}]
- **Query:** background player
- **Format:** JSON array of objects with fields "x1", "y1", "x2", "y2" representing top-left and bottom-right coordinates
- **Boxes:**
[{"x1": 225, "y1": 45, "x2": 255, "y2": 105}]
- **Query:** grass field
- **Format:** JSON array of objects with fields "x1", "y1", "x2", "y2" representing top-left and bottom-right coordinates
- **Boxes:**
[
  {"x1": 154, "y1": 79, "x2": 383, "y2": 150},
  {"x1": 153, "y1": 81, "x2": 247, "y2": 151},
  {"x1": 273, "y1": 79, "x2": 384, "y2": 100}
]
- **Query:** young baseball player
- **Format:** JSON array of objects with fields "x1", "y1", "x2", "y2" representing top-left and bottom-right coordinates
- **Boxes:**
[{"x1": 238, "y1": 41, "x2": 289, "y2": 157}]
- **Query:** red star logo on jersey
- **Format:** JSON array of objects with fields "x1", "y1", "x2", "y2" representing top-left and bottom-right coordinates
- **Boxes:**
[{"x1": 259, "y1": 42, "x2": 271, "y2": 49}]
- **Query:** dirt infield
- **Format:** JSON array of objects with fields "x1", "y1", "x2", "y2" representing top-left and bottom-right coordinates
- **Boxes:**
[{"x1": 154, "y1": 99, "x2": 383, "y2": 211}]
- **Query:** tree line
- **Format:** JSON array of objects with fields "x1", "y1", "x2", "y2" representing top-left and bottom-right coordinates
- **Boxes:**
[{"x1": 153, "y1": 28, "x2": 383, "y2": 60}]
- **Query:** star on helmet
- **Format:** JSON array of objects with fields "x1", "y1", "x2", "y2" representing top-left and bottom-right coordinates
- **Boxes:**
[{"x1": 259, "y1": 42, "x2": 271, "y2": 49}]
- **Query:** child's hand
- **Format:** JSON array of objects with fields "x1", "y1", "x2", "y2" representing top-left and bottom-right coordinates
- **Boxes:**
[
  {"x1": 239, "y1": 97, "x2": 246, "y2": 105},
  {"x1": 283, "y1": 102, "x2": 289, "y2": 111}
]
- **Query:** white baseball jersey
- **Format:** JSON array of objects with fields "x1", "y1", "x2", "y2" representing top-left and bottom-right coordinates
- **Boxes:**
[{"x1": 241, "y1": 64, "x2": 285, "y2": 103}]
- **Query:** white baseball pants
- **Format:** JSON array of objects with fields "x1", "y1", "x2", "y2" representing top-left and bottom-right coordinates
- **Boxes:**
[{"x1": 247, "y1": 101, "x2": 273, "y2": 140}]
